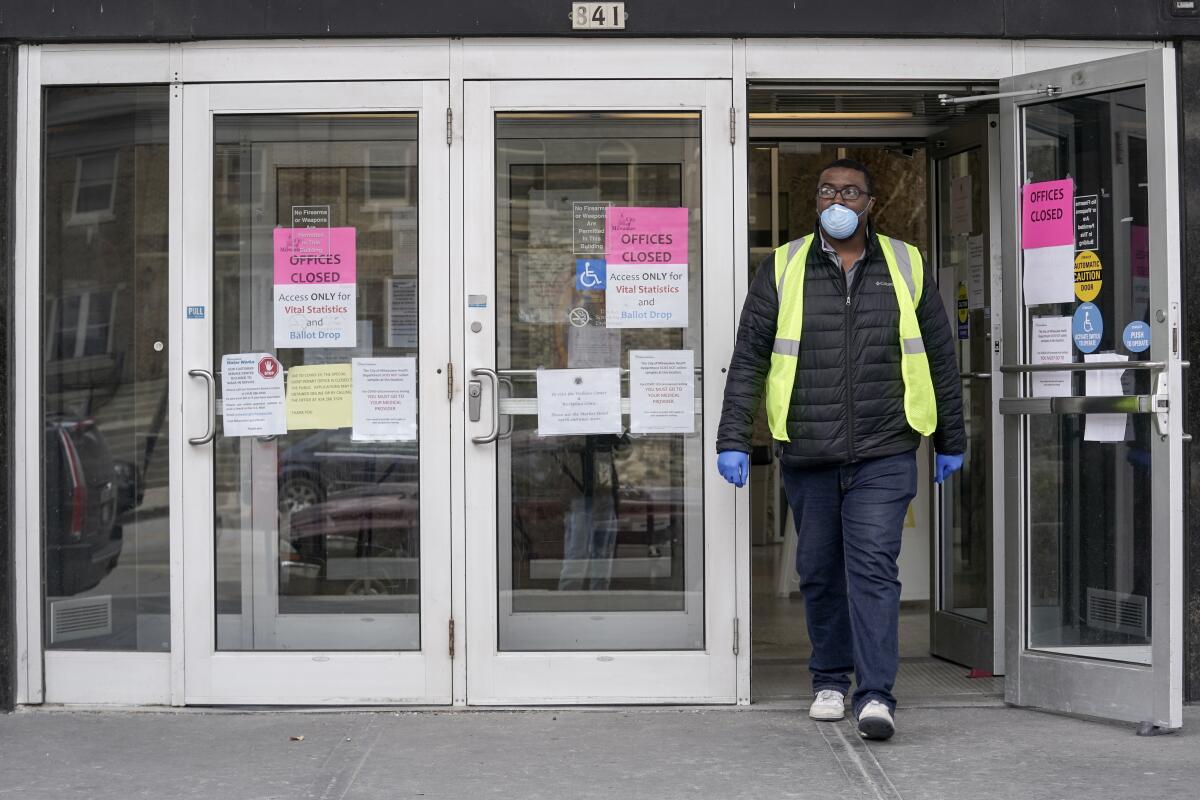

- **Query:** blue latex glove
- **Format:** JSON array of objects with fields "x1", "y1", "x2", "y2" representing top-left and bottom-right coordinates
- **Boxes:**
[
  {"x1": 717, "y1": 450, "x2": 750, "y2": 488},
  {"x1": 934, "y1": 453, "x2": 964, "y2": 484}
]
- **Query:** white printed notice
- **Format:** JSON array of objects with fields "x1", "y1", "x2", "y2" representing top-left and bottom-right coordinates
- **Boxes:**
[
  {"x1": 967, "y1": 235, "x2": 986, "y2": 310},
  {"x1": 274, "y1": 226, "x2": 357, "y2": 348},
  {"x1": 1030, "y1": 316, "x2": 1073, "y2": 397},
  {"x1": 605, "y1": 207, "x2": 688, "y2": 328},
  {"x1": 950, "y1": 174, "x2": 973, "y2": 235},
  {"x1": 352, "y1": 357, "x2": 417, "y2": 442},
  {"x1": 220, "y1": 353, "x2": 286, "y2": 437},
  {"x1": 386, "y1": 277, "x2": 418, "y2": 349},
  {"x1": 1022, "y1": 244, "x2": 1075, "y2": 307},
  {"x1": 630, "y1": 350, "x2": 695, "y2": 434},
  {"x1": 1083, "y1": 353, "x2": 1130, "y2": 443},
  {"x1": 536, "y1": 368, "x2": 622, "y2": 436}
]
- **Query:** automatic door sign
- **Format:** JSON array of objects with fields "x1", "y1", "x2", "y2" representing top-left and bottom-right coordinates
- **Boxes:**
[
  {"x1": 274, "y1": 227, "x2": 357, "y2": 348},
  {"x1": 956, "y1": 283, "x2": 969, "y2": 340},
  {"x1": 1123, "y1": 320, "x2": 1151, "y2": 353},
  {"x1": 604, "y1": 207, "x2": 688, "y2": 328},
  {"x1": 1072, "y1": 302, "x2": 1103, "y2": 354},
  {"x1": 576, "y1": 258, "x2": 607, "y2": 291},
  {"x1": 1074, "y1": 250, "x2": 1103, "y2": 302}
]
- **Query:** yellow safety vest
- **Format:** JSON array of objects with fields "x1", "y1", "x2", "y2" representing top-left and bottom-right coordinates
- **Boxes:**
[{"x1": 765, "y1": 233, "x2": 938, "y2": 442}]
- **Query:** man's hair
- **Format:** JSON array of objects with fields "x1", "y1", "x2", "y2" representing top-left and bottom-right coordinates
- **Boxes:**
[{"x1": 819, "y1": 158, "x2": 875, "y2": 196}]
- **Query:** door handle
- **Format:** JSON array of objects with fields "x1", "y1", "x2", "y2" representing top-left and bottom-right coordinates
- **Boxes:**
[
  {"x1": 999, "y1": 361, "x2": 1165, "y2": 374},
  {"x1": 998, "y1": 395, "x2": 1153, "y2": 415},
  {"x1": 498, "y1": 375, "x2": 515, "y2": 441},
  {"x1": 188, "y1": 368, "x2": 216, "y2": 445},
  {"x1": 470, "y1": 367, "x2": 500, "y2": 445}
]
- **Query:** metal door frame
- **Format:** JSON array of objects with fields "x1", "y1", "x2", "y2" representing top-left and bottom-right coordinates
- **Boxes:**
[
  {"x1": 927, "y1": 117, "x2": 1006, "y2": 675},
  {"x1": 998, "y1": 47, "x2": 1183, "y2": 729}
]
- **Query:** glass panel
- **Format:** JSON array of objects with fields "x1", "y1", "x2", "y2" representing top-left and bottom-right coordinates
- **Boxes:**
[
  {"x1": 1021, "y1": 88, "x2": 1152, "y2": 663},
  {"x1": 935, "y1": 147, "x2": 990, "y2": 623},
  {"x1": 41, "y1": 86, "x2": 170, "y2": 651},
  {"x1": 494, "y1": 112, "x2": 704, "y2": 650},
  {"x1": 213, "y1": 113, "x2": 421, "y2": 651}
]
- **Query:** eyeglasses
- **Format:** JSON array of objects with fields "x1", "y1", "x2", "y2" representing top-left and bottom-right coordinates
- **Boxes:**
[{"x1": 817, "y1": 184, "x2": 868, "y2": 201}]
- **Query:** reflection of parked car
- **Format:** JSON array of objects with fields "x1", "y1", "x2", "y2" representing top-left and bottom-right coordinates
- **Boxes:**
[
  {"x1": 44, "y1": 417, "x2": 125, "y2": 597},
  {"x1": 505, "y1": 426, "x2": 693, "y2": 586},
  {"x1": 277, "y1": 429, "x2": 419, "y2": 514},
  {"x1": 280, "y1": 482, "x2": 420, "y2": 596}
]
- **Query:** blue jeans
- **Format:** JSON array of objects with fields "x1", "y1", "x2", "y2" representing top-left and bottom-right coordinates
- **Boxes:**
[{"x1": 780, "y1": 450, "x2": 917, "y2": 715}]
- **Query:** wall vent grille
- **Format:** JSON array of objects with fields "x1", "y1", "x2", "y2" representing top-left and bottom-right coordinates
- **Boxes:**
[
  {"x1": 50, "y1": 595, "x2": 113, "y2": 644},
  {"x1": 1086, "y1": 588, "x2": 1148, "y2": 638}
]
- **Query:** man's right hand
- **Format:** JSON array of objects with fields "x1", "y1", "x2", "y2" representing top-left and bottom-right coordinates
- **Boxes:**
[{"x1": 717, "y1": 451, "x2": 750, "y2": 488}]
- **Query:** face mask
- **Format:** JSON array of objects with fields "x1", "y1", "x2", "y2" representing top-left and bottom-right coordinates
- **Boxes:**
[{"x1": 819, "y1": 203, "x2": 868, "y2": 240}]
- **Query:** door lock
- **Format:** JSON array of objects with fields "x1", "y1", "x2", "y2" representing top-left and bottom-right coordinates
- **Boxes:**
[
  {"x1": 1153, "y1": 370, "x2": 1170, "y2": 437},
  {"x1": 468, "y1": 379, "x2": 483, "y2": 422}
]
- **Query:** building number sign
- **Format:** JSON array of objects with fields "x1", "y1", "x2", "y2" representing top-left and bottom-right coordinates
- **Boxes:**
[{"x1": 572, "y1": 2, "x2": 626, "y2": 29}]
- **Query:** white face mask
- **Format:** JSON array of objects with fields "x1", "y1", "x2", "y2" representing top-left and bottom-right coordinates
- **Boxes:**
[{"x1": 819, "y1": 203, "x2": 869, "y2": 240}]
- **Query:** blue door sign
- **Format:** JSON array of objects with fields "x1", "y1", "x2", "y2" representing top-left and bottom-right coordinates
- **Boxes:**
[
  {"x1": 1123, "y1": 320, "x2": 1151, "y2": 353},
  {"x1": 576, "y1": 258, "x2": 606, "y2": 291},
  {"x1": 1072, "y1": 302, "x2": 1102, "y2": 353}
]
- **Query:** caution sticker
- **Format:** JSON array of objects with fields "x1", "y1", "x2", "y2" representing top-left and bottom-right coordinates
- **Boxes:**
[{"x1": 1074, "y1": 250, "x2": 1102, "y2": 302}]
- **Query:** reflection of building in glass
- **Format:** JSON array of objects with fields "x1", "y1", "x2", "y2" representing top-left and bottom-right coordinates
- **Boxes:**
[{"x1": 41, "y1": 86, "x2": 171, "y2": 651}]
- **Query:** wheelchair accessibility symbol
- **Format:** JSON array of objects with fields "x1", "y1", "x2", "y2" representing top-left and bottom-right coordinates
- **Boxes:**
[{"x1": 575, "y1": 258, "x2": 606, "y2": 291}]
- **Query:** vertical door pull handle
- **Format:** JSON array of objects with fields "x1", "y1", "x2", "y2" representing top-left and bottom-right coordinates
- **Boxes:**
[{"x1": 188, "y1": 368, "x2": 216, "y2": 445}]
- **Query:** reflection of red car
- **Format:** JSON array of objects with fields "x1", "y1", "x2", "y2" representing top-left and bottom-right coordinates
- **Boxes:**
[
  {"x1": 44, "y1": 417, "x2": 126, "y2": 597},
  {"x1": 281, "y1": 483, "x2": 420, "y2": 597}
]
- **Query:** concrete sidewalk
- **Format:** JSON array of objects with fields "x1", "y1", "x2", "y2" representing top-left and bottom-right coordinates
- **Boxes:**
[{"x1": 1, "y1": 705, "x2": 1197, "y2": 800}]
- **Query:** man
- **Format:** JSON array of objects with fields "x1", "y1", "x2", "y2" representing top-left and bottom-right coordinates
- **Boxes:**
[{"x1": 716, "y1": 158, "x2": 965, "y2": 740}]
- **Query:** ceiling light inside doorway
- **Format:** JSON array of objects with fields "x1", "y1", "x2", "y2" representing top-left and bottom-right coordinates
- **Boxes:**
[{"x1": 749, "y1": 112, "x2": 914, "y2": 121}]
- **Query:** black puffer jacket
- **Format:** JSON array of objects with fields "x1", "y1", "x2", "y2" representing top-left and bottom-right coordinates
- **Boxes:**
[{"x1": 717, "y1": 227, "x2": 966, "y2": 467}]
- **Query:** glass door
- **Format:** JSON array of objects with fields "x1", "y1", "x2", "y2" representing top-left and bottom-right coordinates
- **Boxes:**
[
  {"x1": 929, "y1": 118, "x2": 1004, "y2": 674},
  {"x1": 463, "y1": 80, "x2": 737, "y2": 703},
  {"x1": 999, "y1": 49, "x2": 1183, "y2": 728},
  {"x1": 181, "y1": 82, "x2": 452, "y2": 704}
]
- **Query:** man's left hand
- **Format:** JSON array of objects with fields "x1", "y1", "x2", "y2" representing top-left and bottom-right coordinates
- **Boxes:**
[{"x1": 934, "y1": 453, "x2": 964, "y2": 484}]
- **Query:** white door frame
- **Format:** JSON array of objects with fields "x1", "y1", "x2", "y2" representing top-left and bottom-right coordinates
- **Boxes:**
[
  {"x1": 179, "y1": 80, "x2": 453, "y2": 705},
  {"x1": 462, "y1": 78, "x2": 738, "y2": 704}
]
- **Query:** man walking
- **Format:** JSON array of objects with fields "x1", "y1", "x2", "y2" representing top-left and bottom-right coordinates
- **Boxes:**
[{"x1": 716, "y1": 159, "x2": 965, "y2": 740}]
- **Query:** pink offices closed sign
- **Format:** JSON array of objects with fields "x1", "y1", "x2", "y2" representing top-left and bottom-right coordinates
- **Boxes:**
[
  {"x1": 605, "y1": 206, "x2": 688, "y2": 265},
  {"x1": 273, "y1": 227, "x2": 358, "y2": 348},
  {"x1": 1021, "y1": 178, "x2": 1074, "y2": 250}
]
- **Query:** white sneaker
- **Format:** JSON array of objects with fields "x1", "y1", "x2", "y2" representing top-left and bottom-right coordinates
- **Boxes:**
[
  {"x1": 808, "y1": 689, "x2": 846, "y2": 721},
  {"x1": 856, "y1": 700, "x2": 895, "y2": 740}
]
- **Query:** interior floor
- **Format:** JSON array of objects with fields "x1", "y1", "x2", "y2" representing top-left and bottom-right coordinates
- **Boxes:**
[{"x1": 751, "y1": 542, "x2": 1004, "y2": 706}]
